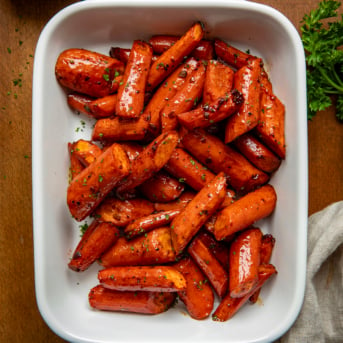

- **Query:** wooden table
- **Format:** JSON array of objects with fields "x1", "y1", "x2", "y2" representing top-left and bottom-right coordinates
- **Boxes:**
[{"x1": 0, "y1": 0, "x2": 342, "y2": 341}]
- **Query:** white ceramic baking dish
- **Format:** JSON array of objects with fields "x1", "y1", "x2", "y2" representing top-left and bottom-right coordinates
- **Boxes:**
[{"x1": 32, "y1": 1, "x2": 308, "y2": 342}]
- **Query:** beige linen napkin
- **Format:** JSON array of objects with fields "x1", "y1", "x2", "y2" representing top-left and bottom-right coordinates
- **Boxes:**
[{"x1": 281, "y1": 201, "x2": 343, "y2": 342}]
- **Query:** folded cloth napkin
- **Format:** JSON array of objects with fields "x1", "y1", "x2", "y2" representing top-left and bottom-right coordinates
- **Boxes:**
[{"x1": 281, "y1": 201, "x2": 343, "y2": 343}]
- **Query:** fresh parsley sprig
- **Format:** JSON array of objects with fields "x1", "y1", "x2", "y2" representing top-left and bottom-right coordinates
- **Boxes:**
[{"x1": 301, "y1": 0, "x2": 343, "y2": 120}]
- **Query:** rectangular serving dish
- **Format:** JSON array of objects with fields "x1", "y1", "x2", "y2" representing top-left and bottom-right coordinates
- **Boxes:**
[{"x1": 32, "y1": 1, "x2": 308, "y2": 342}]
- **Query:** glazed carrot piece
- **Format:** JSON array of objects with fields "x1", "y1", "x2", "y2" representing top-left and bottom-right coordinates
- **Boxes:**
[
  {"x1": 67, "y1": 93, "x2": 118, "y2": 119},
  {"x1": 233, "y1": 133, "x2": 281, "y2": 173},
  {"x1": 92, "y1": 115, "x2": 149, "y2": 142},
  {"x1": 182, "y1": 129, "x2": 269, "y2": 193},
  {"x1": 116, "y1": 131, "x2": 179, "y2": 193},
  {"x1": 153, "y1": 190, "x2": 195, "y2": 212},
  {"x1": 177, "y1": 89, "x2": 243, "y2": 130},
  {"x1": 221, "y1": 189, "x2": 237, "y2": 208},
  {"x1": 55, "y1": 48, "x2": 124, "y2": 97},
  {"x1": 119, "y1": 142, "x2": 143, "y2": 161},
  {"x1": 143, "y1": 57, "x2": 199, "y2": 137},
  {"x1": 124, "y1": 209, "x2": 180, "y2": 240},
  {"x1": 68, "y1": 220, "x2": 120, "y2": 272},
  {"x1": 214, "y1": 184, "x2": 277, "y2": 241},
  {"x1": 99, "y1": 227, "x2": 176, "y2": 267},
  {"x1": 229, "y1": 228, "x2": 263, "y2": 298},
  {"x1": 170, "y1": 172, "x2": 227, "y2": 255},
  {"x1": 89, "y1": 285, "x2": 176, "y2": 314},
  {"x1": 149, "y1": 35, "x2": 214, "y2": 60},
  {"x1": 89, "y1": 94, "x2": 118, "y2": 118},
  {"x1": 98, "y1": 266, "x2": 186, "y2": 292},
  {"x1": 196, "y1": 231, "x2": 231, "y2": 270},
  {"x1": 68, "y1": 142, "x2": 84, "y2": 180},
  {"x1": 139, "y1": 171, "x2": 185, "y2": 203},
  {"x1": 160, "y1": 62, "x2": 206, "y2": 131},
  {"x1": 67, "y1": 143, "x2": 130, "y2": 221},
  {"x1": 214, "y1": 39, "x2": 256, "y2": 70},
  {"x1": 164, "y1": 148, "x2": 215, "y2": 191},
  {"x1": 174, "y1": 256, "x2": 214, "y2": 320},
  {"x1": 148, "y1": 35, "x2": 179, "y2": 54},
  {"x1": 191, "y1": 40, "x2": 215, "y2": 60},
  {"x1": 255, "y1": 73, "x2": 286, "y2": 159},
  {"x1": 95, "y1": 197, "x2": 154, "y2": 227},
  {"x1": 67, "y1": 93, "x2": 94, "y2": 116},
  {"x1": 147, "y1": 22, "x2": 204, "y2": 91},
  {"x1": 225, "y1": 58, "x2": 263, "y2": 143},
  {"x1": 109, "y1": 47, "x2": 131, "y2": 65},
  {"x1": 188, "y1": 234, "x2": 229, "y2": 298},
  {"x1": 250, "y1": 233, "x2": 275, "y2": 303},
  {"x1": 202, "y1": 59, "x2": 234, "y2": 104},
  {"x1": 202, "y1": 215, "x2": 236, "y2": 244},
  {"x1": 71, "y1": 139, "x2": 102, "y2": 166},
  {"x1": 116, "y1": 40, "x2": 153, "y2": 118},
  {"x1": 212, "y1": 264, "x2": 277, "y2": 322},
  {"x1": 178, "y1": 60, "x2": 243, "y2": 130}
]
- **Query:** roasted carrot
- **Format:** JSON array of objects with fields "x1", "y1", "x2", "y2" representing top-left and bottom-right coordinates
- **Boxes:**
[
  {"x1": 229, "y1": 228, "x2": 263, "y2": 298},
  {"x1": 225, "y1": 58, "x2": 263, "y2": 143},
  {"x1": 182, "y1": 129, "x2": 269, "y2": 193},
  {"x1": 143, "y1": 57, "x2": 200, "y2": 137},
  {"x1": 214, "y1": 184, "x2": 277, "y2": 241},
  {"x1": 67, "y1": 143, "x2": 130, "y2": 221},
  {"x1": 202, "y1": 59, "x2": 234, "y2": 104},
  {"x1": 202, "y1": 215, "x2": 236, "y2": 244},
  {"x1": 67, "y1": 93, "x2": 118, "y2": 119},
  {"x1": 139, "y1": 171, "x2": 185, "y2": 203},
  {"x1": 177, "y1": 89, "x2": 243, "y2": 130},
  {"x1": 98, "y1": 266, "x2": 186, "y2": 292},
  {"x1": 68, "y1": 220, "x2": 120, "y2": 272},
  {"x1": 124, "y1": 210, "x2": 180, "y2": 240},
  {"x1": 116, "y1": 130, "x2": 179, "y2": 193},
  {"x1": 153, "y1": 190, "x2": 195, "y2": 212},
  {"x1": 174, "y1": 256, "x2": 214, "y2": 320},
  {"x1": 55, "y1": 48, "x2": 124, "y2": 97},
  {"x1": 119, "y1": 142, "x2": 143, "y2": 161},
  {"x1": 221, "y1": 189, "x2": 237, "y2": 208},
  {"x1": 191, "y1": 40, "x2": 215, "y2": 60},
  {"x1": 67, "y1": 92, "x2": 94, "y2": 116},
  {"x1": 71, "y1": 139, "x2": 102, "y2": 167},
  {"x1": 212, "y1": 264, "x2": 277, "y2": 321},
  {"x1": 149, "y1": 35, "x2": 214, "y2": 60},
  {"x1": 109, "y1": 47, "x2": 131, "y2": 65},
  {"x1": 92, "y1": 115, "x2": 149, "y2": 142},
  {"x1": 255, "y1": 74, "x2": 286, "y2": 159},
  {"x1": 95, "y1": 197, "x2": 154, "y2": 227},
  {"x1": 249, "y1": 233, "x2": 275, "y2": 303},
  {"x1": 233, "y1": 133, "x2": 281, "y2": 173},
  {"x1": 164, "y1": 147, "x2": 215, "y2": 191},
  {"x1": 147, "y1": 22, "x2": 204, "y2": 91},
  {"x1": 68, "y1": 142, "x2": 84, "y2": 180},
  {"x1": 99, "y1": 227, "x2": 176, "y2": 267},
  {"x1": 89, "y1": 285, "x2": 176, "y2": 314},
  {"x1": 196, "y1": 231, "x2": 231, "y2": 270},
  {"x1": 116, "y1": 40, "x2": 153, "y2": 118},
  {"x1": 188, "y1": 234, "x2": 229, "y2": 298},
  {"x1": 89, "y1": 94, "x2": 118, "y2": 118},
  {"x1": 214, "y1": 39, "x2": 256, "y2": 70},
  {"x1": 160, "y1": 62, "x2": 206, "y2": 131},
  {"x1": 170, "y1": 172, "x2": 227, "y2": 255}
]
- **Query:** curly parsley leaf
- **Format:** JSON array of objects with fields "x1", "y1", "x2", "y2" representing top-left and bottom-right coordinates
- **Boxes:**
[{"x1": 301, "y1": 0, "x2": 343, "y2": 121}]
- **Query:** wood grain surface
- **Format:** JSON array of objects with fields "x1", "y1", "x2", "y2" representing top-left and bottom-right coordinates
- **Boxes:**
[{"x1": 0, "y1": 0, "x2": 342, "y2": 342}]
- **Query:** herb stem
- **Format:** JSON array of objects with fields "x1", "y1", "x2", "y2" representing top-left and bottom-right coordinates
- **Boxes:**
[{"x1": 318, "y1": 65, "x2": 343, "y2": 93}]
